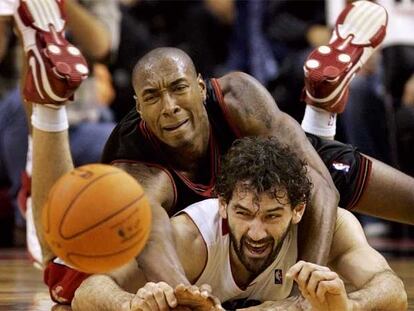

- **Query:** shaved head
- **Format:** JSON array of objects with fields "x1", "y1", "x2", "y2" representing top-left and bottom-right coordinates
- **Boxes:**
[{"x1": 132, "y1": 47, "x2": 197, "y2": 88}]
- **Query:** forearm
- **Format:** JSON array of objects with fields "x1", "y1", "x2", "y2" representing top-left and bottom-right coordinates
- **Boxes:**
[
  {"x1": 277, "y1": 113, "x2": 336, "y2": 189},
  {"x1": 72, "y1": 275, "x2": 134, "y2": 311},
  {"x1": 64, "y1": 0, "x2": 111, "y2": 61},
  {"x1": 32, "y1": 129, "x2": 74, "y2": 263},
  {"x1": 348, "y1": 270, "x2": 407, "y2": 311},
  {"x1": 298, "y1": 169, "x2": 338, "y2": 265},
  {"x1": 238, "y1": 297, "x2": 311, "y2": 311},
  {"x1": 137, "y1": 202, "x2": 190, "y2": 286}
]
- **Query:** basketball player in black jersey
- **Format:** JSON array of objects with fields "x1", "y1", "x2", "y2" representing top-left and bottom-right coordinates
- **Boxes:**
[{"x1": 30, "y1": 46, "x2": 414, "y2": 306}]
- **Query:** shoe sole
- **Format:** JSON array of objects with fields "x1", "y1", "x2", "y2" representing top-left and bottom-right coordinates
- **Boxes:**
[
  {"x1": 304, "y1": 1, "x2": 387, "y2": 111},
  {"x1": 14, "y1": 0, "x2": 88, "y2": 105}
]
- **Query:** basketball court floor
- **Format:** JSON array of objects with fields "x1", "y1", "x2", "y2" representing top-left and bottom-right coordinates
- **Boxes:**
[{"x1": 0, "y1": 248, "x2": 413, "y2": 310}]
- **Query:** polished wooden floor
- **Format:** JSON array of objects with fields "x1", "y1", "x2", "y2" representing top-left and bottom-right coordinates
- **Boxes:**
[{"x1": 0, "y1": 249, "x2": 413, "y2": 310}]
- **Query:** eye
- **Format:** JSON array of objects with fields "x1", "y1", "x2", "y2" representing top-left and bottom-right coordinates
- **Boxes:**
[
  {"x1": 266, "y1": 214, "x2": 281, "y2": 220},
  {"x1": 174, "y1": 84, "x2": 188, "y2": 92},
  {"x1": 236, "y1": 211, "x2": 250, "y2": 217},
  {"x1": 143, "y1": 95, "x2": 159, "y2": 104}
]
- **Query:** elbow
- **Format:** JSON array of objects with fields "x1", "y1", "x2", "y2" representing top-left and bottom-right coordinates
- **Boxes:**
[
  {"x1": 84, "y1": 40, "x2": 111, "y2": 62},
  {"x1": 71, "y1": 282, "x2": 87, "y2": 311},
  {"x1": 396, "y1": 282, "x2": 408, "y2": 310}
]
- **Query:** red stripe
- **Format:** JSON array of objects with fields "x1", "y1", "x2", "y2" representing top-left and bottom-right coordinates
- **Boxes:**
[
  {"x1": 210, "y1": 78, "x2": 242, "y2": 138},
  {"x1": 347, "y1": 156, "x2": 372, "y2": 210}
]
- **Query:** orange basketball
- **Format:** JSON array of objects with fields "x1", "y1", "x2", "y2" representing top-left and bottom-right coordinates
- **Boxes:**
[{"x1": 42, "y1": 164, "x2": 152, "y2": 274}]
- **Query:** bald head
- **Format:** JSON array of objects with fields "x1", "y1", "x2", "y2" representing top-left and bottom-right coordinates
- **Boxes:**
[{"x1": 132, "y1": 47, "x2": 197, "y2": 88}]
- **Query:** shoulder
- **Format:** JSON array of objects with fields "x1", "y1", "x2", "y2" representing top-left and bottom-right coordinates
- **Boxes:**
[
  {"x1": 171, "y1": 213, "x2": 207, "y2": 283},
  {"x1": 329, "y1": 208, "x2": 368, "y2": 261},
  {"x1": 216, "y1": 72, "x2": 283, "y2": 135},
  {"x1": 112, "y1": 161, "x2": 176, "y2": 211}
]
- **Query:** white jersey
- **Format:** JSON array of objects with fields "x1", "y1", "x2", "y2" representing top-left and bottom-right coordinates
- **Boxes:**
[{"x1": 182, "y1": 199, "x2": 297, "y2": 303}]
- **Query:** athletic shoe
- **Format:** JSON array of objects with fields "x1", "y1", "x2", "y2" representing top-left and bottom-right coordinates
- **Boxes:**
[
  {"x1": 303, "y1": 0, "x2": 387, "y2": 113},
  {"x1": 14, "y1": 0, "x2": 89, "y2": 106}
]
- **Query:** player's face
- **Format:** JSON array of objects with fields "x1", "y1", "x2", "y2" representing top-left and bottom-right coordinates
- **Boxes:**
[
  {"x1": 134, "y1": 58, "x2": 208, "y2": 149},
  {"x1": 220, "y1": 184, "x2": 303, "y2": 276}
]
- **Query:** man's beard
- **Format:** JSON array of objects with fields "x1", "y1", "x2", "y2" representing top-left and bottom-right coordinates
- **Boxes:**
[{"x1": 229, "y1": 221, "x2": 292, "y2": 277}]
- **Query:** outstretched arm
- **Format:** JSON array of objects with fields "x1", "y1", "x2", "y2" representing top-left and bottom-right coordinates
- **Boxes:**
[
  {"x1": 219, "y1": 72, "x2": 339, "y2": 265},
  {"x1": 113, "y1": 162, "x2": 190, "y2": 287},
  {"x1": 327, "y1": 208, "x2": 407, "y2": 310}
]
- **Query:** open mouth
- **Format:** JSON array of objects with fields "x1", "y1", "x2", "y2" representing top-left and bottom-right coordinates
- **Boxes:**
[
  {"x1": 244, "y1": 242, "x2": 270, "y2": 257},
  {"x1": 163, "y1": 119, "x2": 189, "y2": 131}
]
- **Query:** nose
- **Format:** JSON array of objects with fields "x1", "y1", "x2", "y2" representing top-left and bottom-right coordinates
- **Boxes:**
[
  {"x1": 161, "y1": 91, "x2": 181, "y2": 117},
  {"x1": 247, "y1": 218, "x2": 268, "y2": 242}
]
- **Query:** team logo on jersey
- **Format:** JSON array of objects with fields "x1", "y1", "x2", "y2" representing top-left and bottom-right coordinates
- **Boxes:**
[
  {"x1": 274, "y1": 269, "x2": 283, "y2": 284},
  {"x1": 332, "y1": 161, "x2": 350, "y2": 173}
]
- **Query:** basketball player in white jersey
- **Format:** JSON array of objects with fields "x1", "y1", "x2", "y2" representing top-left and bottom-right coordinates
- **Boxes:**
[{"x1": 71, "y1": 137, "x2": 407, "y2": 311}]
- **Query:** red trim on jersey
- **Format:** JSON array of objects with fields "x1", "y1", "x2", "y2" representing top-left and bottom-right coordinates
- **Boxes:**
[
  {"x1": 210, "y1": 78, "x2": 242, "y2": 138},
  {"x1": 44, "y1": 261, "x2": 89, "y2": 305},
  {"x1": 139, "y1": 120, "x2": 219, "y2": 199},
  {"x1": 221, "y1": 218, "x2": 229, "y2": 236},
  {"x1": 347, "y1": 156, "x2": 372, "y2": 210},
  {"x1": 110, "y1": 159, "x2": 178, "y2": 210}
]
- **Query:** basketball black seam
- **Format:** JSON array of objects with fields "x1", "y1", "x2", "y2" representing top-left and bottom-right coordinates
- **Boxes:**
[
  {"x1": 60, "y1": 192, "x2": 145, "y2": 240},
  {"x1": 59, "y1": 171, "x2": 145, "y2": 239}
]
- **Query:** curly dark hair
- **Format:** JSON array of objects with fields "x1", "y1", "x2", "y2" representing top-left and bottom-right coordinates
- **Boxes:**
[{"x1": 215, "y1": 136, "x2": 312, "y2": 207}]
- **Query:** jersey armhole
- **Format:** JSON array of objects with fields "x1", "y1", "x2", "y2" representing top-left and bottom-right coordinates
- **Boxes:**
[{"x1": 210, "y1": 78, "x2": 242, "y2": 138}]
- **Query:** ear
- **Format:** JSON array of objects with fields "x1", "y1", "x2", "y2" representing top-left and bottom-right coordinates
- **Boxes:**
[
  {"x1": 218, "y1": 196, "x2": 228, "y2": 219},
  {"x1": 134, "y1": 95, "x2": 142, "y2": 114},
  {"x1": 291, "y1": 203, "x2": 306, "y2": 225},
  {"x1": 197, "y1": 74, "x2": 207, "y2": 101}
]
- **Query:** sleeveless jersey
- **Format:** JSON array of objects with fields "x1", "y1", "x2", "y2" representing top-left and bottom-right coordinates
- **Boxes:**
[
  {"x1": 101, "y1": 79, "x2": 239, "y2": 213},
  {"x1": 182, "y1": 199, "x2": 297, "y2": 303}
]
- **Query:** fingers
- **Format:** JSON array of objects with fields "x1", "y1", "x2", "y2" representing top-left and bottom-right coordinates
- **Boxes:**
[
  {"x1": 316, "y1": 278, "x2": 346, "y2": 302},
  {"x1": 307, "y1": 270, "x2": 338, "y2": 301},
  {"x1": 131, "y1": 281, "x2": 177, "y2": 311},
  {"x1": 287, "y1": 261, "x2": 333, "y2": 302},
  {"x1": 175, "y1": 283, "x2": 222, "y2": 310}
]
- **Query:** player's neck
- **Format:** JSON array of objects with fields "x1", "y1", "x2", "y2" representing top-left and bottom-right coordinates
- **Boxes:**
[
  {"x1": 229, "y1": 245, "x2": 256, "y2": 290},
  {"x1": 164, "y1": 123, "x2": 210, "y2": 172}
]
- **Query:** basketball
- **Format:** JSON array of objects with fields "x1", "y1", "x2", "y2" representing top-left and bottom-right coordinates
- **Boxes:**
[{"x1": 42, "y1": 164, "x2": 152, "y2": 274}]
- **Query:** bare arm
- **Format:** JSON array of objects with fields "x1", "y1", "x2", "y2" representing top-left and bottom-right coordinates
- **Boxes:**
[
  {"x1": 64, "y1": 0, "x2": 117, "y2": 61},
  {"x1": 32, "y1": 129, "x2": 74, "y2": 263},
  {"x1": 219, "y1": 72, "x2": 339, "y2": 265},
  {"x1": 72, "y1": 202, "x2": 208, "y2": 311},
  {"x1": 113, "y1": 162, "x2": 190, "y2": 286},
  {"x1": 72, "y1": 162, "x2": 189, "y2": 310},
  {"x1": 171, "y1": 213, "x2": 207, "y2": 283},
  {"x1": 328, "y1": 209, "x2": 407, "y2": 310}
]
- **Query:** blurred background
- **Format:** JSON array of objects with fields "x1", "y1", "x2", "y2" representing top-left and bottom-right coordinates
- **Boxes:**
[{"x1": 0, "y1": 0, "x2": 413, "y2": 258}]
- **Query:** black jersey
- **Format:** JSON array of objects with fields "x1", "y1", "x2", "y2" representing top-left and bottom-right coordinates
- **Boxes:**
[
  {"x1": 102, "y1": 78, "x2": 371, "y2": 211},
  {"x1": 101, "y1": 79, "x2": 239, "y2": 213}
]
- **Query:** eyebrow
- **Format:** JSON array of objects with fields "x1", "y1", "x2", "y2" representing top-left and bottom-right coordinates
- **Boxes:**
[
  {"x1": 170, "y1": 78, "x2": 188, "y2": 86},
  {"x1": 233, "y1": 204, "x2": 252, "y2": 213},
  {"x1": 141, "y1": 78, "x2": 189, "y2": 97},
  {"x1": 265, "y1": 207, "x2": 285, "y2": 213}
]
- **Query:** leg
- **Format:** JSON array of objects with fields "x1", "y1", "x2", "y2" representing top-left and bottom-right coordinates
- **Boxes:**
[
  {"x1": 354, "y1": 156, "x2": 414, "y2": 225},
  {"x1": 32, "y1": 126, "x2": 74, "y2": 262},
  {"x1": 13, "y1": 0, "x2": 88, "y2": 263}
]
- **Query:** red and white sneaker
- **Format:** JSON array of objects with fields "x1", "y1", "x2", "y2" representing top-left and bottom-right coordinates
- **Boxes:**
[
  {"x1": 303, "y1": 1, "x2": 388, "y2": 113},
  {"x1": 13, "y1": 0, "x2": 89, "y2": 106}
]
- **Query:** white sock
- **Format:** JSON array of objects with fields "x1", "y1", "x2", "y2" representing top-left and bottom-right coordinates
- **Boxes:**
[
  {"x1": 301, "y1": 105, "x2": 337, "y2": 138},
  {"x1": 31, "y1": 104, "x2": 69, "y2": 132}
]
